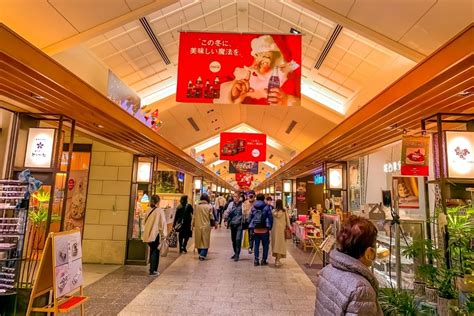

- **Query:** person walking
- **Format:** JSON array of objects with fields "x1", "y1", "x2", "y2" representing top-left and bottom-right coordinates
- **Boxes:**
[
  {"x1": 216, "y1": 193, "x2": 227, "y2": 227},
  {"x1": 227, "y1": 192, "x2": 244, "y2": 261},
  {"x1": 243, "y1": 191, "x2": 256, "y2": 253},
  {"x1": 271, "y1": 199, "x2": 291, "y2": 267},
  {"x1": 194, "y1": 193, "x2": 216, "y2": 261},
  {"x1": 142, "y1": 195, "x2": 168, "y2": 276},
  {"x1": 315, "y1": 215, "x2": 382, "y2": 315},
  {"x1": 173, "y1": 195, "x2": 193, "y2": 254},
  {"x1": 249, "y1": 193, "x2": 273, "y2": 266}
]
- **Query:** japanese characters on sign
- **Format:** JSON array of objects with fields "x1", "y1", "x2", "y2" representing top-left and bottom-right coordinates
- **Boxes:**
[
  {"x1": 177, "y1": 32, "x2": 302, "y2": 106},
  {"x1": 229, "y1": 161, "x2": 259, "y2": 174},
  {"x1": 24, "y1": 128, "x2": 55, "y2": 168},
  {"x1": 220, "y1": 132, "x2": 266, "y2": 162}
]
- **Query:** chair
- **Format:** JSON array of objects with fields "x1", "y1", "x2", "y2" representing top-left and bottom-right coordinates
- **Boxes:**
[{"x1": 307, "y1": 235, "x2": 323, "y2": 267}]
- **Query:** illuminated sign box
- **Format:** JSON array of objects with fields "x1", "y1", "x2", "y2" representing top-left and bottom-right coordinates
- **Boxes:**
[
  {"x1": 314, "y1": 174, "x2": 325, "y2": 185},
  {"x1": 446, "y1": 131, "x2": 474, "y2": 178},
  {"x1": 328, "y1": 168, "x2": 343, "y2": 189},
  {"x1": 136, "y1": 162, "x2": 152, "y2": 183},
  {"x1": 24, "y1": 128, "x2": 55, "y2": 168}
]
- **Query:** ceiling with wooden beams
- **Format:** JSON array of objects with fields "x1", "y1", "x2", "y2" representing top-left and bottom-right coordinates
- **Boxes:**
[
  {"x1": 0, "y1": 24, "x2": 233, "y2": 189},
  {"x1": 256, "y1": 26, "x2": 474, "y2": 189},
  {"x1": 1, "y1": 0, "x2": 472, "y2": 189}
]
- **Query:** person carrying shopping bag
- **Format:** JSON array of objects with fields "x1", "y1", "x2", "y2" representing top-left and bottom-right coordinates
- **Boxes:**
[{"x1": 142, "y1": 195, "x2": 168, "y2": 276}]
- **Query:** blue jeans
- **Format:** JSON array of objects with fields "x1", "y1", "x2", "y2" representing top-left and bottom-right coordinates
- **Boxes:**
[
  {"x1": 254, "y1": 232, "x2": 269, "y2": 262},
  {"x1": 198, "y1": 248, "x2": 208, "y2": 257}
]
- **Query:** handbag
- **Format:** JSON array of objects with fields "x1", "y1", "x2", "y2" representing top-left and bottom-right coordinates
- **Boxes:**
[
  {"x1": 158, "y1": 240, "x2": 169, "y2": 257},
  {"x1": 168, "y1": 231, "x2": 178, "y2": 248},
  {"x1": 285, "y1": 227, "x2": 292, "y2": 240},
  {"x1": 210, "y1": 206, "x2": 216, "y2": 227}
]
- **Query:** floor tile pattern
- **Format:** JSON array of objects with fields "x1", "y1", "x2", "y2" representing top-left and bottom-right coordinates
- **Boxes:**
[{"x1": 120, "y1": 229, "x2": 316, "y2": 316}]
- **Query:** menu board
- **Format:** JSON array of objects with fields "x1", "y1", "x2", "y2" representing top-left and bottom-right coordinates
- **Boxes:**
[{"x1": 54, "y1": 231, "x2": 83, "y2": 297}]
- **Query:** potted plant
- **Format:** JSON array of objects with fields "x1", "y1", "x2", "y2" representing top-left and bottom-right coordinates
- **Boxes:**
[
  {"x1": 447, "y1": 206, "x2": 474, "y2": 293},
  {"x1": 437, "y1": 267, "x2": 458, "y2": 316},
  {"x1": 402, "y1": 239, "x2": 425, "y2": 296},
  {"x1": 451, "y1": 293, "x2": 473, "y2": 316},
  {"x1": 379, "y1": 287, "x2": 419, "y2": 316},
  {"x1": 413, "y1": 239, "x2": 442, "y2": 303}
]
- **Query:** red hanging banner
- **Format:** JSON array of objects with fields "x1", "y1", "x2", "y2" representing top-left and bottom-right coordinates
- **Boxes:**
[
  {"x1": 401, "y1": 136, "x2": 430, "y2": 176},
  {"x1": 220, "y1": 132, "x2": 266, "y2": 162},
  {"x1": 177, "y1": 32, "x2": 302, "y2": 106}
]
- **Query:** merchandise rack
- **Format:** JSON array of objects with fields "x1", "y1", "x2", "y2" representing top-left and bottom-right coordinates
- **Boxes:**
[{"x1": 0, "y1": 179, "x2": 28, "y2": 301}]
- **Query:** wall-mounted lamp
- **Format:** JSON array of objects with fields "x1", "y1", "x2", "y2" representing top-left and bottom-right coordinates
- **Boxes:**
[
  {"x1": 194, "y1": 178, "x2": 202, "y2": 190},
  {"x1": 136, "y1": 161, "x2": 152, "y2": 183},
  {"x1": 270, "y1": 185, "x2": 275, "y2": 193},
  {"x1": 283, "y1": 180, "x2": 292, "y2": 193},
  {"x1": 328, "y1": 168, "x2": 343, "y2": 189}
]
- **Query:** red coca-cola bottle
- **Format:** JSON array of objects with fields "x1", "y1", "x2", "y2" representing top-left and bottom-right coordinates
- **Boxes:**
[
  {"x1": 267, "y1": 66, "x2": 280, "y2": 104},
  {"x1": 204, "y1": 79, "x2": 210, "y2": 98},
  {"x1": 186, "y1": 80, "x2": 193, "y2": 98},
  {"x1": 195, "y1": 76, "x2": 203, "y2": 98},
  {"x1": 213, "y1": 76, "x2": 220, "y2": 98}
]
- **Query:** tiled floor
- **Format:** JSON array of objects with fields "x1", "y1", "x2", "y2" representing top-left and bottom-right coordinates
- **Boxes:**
[{"x1": 119, "y1": 228, "x2": 316, "y2": 316}]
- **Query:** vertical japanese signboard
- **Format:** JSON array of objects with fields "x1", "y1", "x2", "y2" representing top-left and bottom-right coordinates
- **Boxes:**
[{"x1": 177, "y1": 32, "x2": 302, "y2": 106}]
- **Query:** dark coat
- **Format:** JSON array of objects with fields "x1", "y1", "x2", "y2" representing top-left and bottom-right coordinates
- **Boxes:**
[
  {"x1": 249, "y1": 200, "x2": 273, "y2": 229},
  {"x1": 173, "y1": 203, "x2": 193, "y2": 238}
]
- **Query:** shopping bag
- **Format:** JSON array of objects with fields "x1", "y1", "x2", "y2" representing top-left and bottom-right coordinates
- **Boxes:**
[
  {"x1": 168, "y1": 231, "x2": 178, "y2": 248},
  {"x1": 158, "y1": 241, "x2": 169, "y2": 257},
  {"x1": 242, "y1": 230, "x2": 250, "y2": 249}
]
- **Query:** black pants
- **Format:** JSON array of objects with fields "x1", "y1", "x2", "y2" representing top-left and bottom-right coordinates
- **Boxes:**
[
  {"x1": 148, "y1": 234, "x2": 160, "y2": 273},
  {"x1": 249, "y1": 228, "x2": 255, "y2": 250},
  {"x1": 218, "y1": 207, "x2": 224, "y2": 225},
  {"x1": 179, "y1": 231, "x2": 189, "y2": 251},
  {"x1": 230, "y1": 225, "x2": 243, "y2": 258}
]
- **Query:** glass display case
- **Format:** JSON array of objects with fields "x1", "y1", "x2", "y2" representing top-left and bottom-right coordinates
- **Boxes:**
[{"x1": 371, "y1": 219, "x2": 425, "y2": 289}]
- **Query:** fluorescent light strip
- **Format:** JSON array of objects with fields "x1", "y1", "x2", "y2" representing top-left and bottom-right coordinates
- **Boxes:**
[
  {"x1": 263, "y1": 161, "x2": 277, "y2": 169},
  {"x1": 141, "y1": 83, "x2": 176, "y2": 106},
  {"x1": 301, "y1": 81, "x2": 345, "y2": 114}
]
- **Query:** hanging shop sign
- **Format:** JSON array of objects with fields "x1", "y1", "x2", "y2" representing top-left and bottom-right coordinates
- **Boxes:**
[
  {"x1": 401, "y1": 135, "x2": 430, "y2": 176},
  {"x1": 176, "y1": 32, "x2": 302, "y2": 106},
  {"x1": 220, "y1": 132, "x2": 266, "y2": 161},
  {"x1": 24, "y1": 128, "x2": 55, "y2": 168},
  {"x1": 229, "y1": 161, "x2": 259, "y2": 174},
  {"x1": 446, "y1": 131, "x2": 474, "y2": 178},
  {"x1": 328, "y1": 168, "x2": 343, "y2": 189},
  {"x1": 136, "y1": 161, "x2": 152, "y2": 183},
  {"x1": 296, "y1": 182, "x2": 306, "y2": 202},
  {"x1": 108, "y1": 71, "x2": 163, "y2": 132}
]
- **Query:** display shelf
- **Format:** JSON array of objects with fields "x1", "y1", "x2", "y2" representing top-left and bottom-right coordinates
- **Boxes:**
[{"x1": 0, "y1": 180, "x2": 28, "y2": 306}]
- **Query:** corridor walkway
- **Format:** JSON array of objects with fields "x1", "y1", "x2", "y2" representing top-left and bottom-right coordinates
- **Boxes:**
[{"x1": 119, "y1": 228, "x2": 316, "y2": 316}]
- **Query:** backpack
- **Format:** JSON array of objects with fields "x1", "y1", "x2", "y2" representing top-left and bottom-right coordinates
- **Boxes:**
[{"x1": 253, "y1": 208, "x2": 266, "y2": 229}]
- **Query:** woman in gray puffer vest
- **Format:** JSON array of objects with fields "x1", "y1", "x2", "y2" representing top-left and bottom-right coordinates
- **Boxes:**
[{"x1": 315, "y1": 216, "x2": 382, "y2": 316}]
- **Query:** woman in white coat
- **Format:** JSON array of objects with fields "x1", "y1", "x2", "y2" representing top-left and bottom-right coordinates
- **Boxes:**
[
  {"x1": 271, "y1": 199, "x2": 291, "y2": 267},
  {"x1": 142, "y1": 195, "x2": 168, "y2": 275},
  {"x1": 194, "y1": 193, "x2": 215, "y2": 261}
]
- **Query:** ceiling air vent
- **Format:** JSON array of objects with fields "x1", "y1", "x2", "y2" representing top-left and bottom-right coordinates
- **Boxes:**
[
  {"x1": 139, "y1": 17, "x2": 171, "y2": 65},
  {"x1": 285, "y1": 120, "x2": 297, "y2": 134},
  {"x1": 213, "y1": 152, "x2": 218, "y2": 158},
  {"x1": 187, "y1": 117, "x2": 200, "y2": 131},
  {"x1": 269, "y1": 154, "x2": 274, "y2": 159},
  {"x1": 314, "y1": 24, "x2": 343, "y2": 70}
]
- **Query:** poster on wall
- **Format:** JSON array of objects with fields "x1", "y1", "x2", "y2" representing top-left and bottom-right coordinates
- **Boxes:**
[
  {"x1": 177, "y1": 32, "x2": 302, "y2": 106},
  {"x1": 401, "y1": 135, "x2": 430, "y2": 176},
  {"x1": 393, "y1": 176, "x2": 420, "y2": 209},
  {"x1": 154, "y1": 171, "x2": 185, "y2": 193},
  {"x1": 64, "y1": 170, "x2": 89, "y2": 233},
  {"x1": 229, "y1": 161, "x2": 259, "y2": 174},
  {"x1": 220, "y1": 132, "x2": 266, "y2": 161},
  {"x1": 24, "y1": 128, "x2": 55, "y2": 168},
  {"x1": 54, "y1": 231, "x2": 83, "y2": 297},
  {"x1": 296, "y1": 182, "x2": 306, "y2": 202},
  {"x1": 445, "y1": 131, "x2": 474, "y2": 178}
]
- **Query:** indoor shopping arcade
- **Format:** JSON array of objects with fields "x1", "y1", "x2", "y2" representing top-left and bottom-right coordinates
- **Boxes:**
[{"x1": 0, "y1": 1, "x2": 473, "y2": 315}]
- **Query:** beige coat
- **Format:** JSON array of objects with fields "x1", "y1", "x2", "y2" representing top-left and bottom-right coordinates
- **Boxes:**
[
  {"x1": 142, "y1": 207, "x2": 168, "y2": 243},
  {"x1": 194, "y1": 201, "x2": 214, "y2": 249},
  {"x1": 271, "y1": 209, "x2": 290, "y2": 257}
]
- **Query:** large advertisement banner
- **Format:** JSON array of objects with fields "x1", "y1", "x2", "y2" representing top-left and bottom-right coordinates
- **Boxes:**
[
  {"x1": 220, "y1": 132, "x2": 266, "y2": 161},
  {"x1": 177, "y1": 32, "x2": 302, "y2": 106},
  {"x1": 401, "y1": 136, "x2": 430, "y2": 176},
  {"x1": 229, "y1": 161, "x2": 259, "y2": 174},
  {"x1": 446, "y1": 131, "x2": 474, "y2": 178}
]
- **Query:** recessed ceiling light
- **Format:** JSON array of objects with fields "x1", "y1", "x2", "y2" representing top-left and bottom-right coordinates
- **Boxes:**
[
  {"x1": 457, "y1": 90, "x2": 473, "y2": 97},
  {"x1": 94, "y1": 123, "x2": 104, "y2": 128},
  {"x1": 30, "y1": 93, "x2": 45, "y2": 100},
  {"x1": 290, "y1": 28, "x2": 301, "y2": 34}
]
